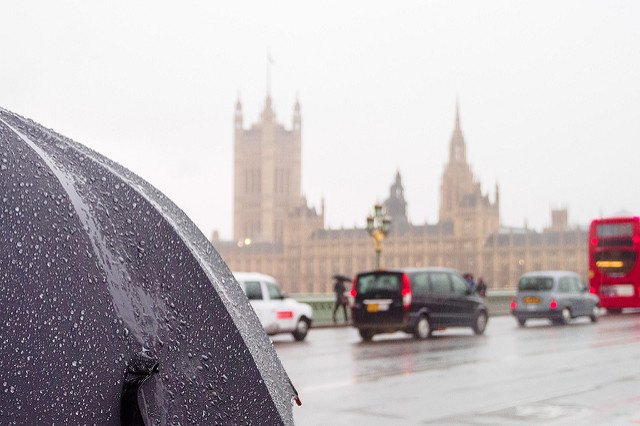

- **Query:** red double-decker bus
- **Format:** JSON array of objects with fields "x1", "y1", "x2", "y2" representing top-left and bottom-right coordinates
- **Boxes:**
[{"x1": 589, "y1": 216, "x2": 640, "y2": 313}]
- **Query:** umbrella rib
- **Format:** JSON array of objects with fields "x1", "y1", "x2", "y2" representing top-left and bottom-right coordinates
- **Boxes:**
[{"x1": 0, "y1": 118, "x2": 143, "y2": 342}]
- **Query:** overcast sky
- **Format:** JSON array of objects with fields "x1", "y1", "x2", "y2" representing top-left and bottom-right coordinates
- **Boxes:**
[{"x1": 2, "y1": 1, "x2": 639, "y2": 240}]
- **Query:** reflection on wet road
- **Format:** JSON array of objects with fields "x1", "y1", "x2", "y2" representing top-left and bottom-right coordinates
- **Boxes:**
[{"x1": 274, "y1": 312, "x2": 640, "y2": 425}]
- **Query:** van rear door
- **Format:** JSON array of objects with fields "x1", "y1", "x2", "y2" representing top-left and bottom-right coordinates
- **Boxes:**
[{"x1": 354, "y1": 271, "x2": 404, "y2": 325}]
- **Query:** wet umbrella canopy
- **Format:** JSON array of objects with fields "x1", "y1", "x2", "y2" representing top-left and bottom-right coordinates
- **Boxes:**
[
  {"x1": 0, "y1": 108, "x2": 297, "y2": 424},
  {"x1": 332, "y1": 274, "x2": 352, "y2": 282}
]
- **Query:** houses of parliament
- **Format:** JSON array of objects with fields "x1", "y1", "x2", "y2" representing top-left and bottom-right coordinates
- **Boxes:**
[{"x1": 212, "y1": 95, "x2": 588, "y2": 294}]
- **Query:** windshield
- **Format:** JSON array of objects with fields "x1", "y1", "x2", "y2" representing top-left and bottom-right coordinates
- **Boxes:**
[
  {"x1": 597, "y1": 223, "x2": 634, "y2": 238},
  {"x1": 518, "y1": 276, "x2": 554, "y2": 291},
  {"x1": 266, "y1": 282, "x2": 286, "y2": 299},
  {"x1": 356, "y1": 273, "x2": 402, "y2": 295}
]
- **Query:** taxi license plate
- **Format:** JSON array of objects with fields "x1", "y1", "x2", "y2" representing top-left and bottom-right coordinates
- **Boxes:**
[
  {"x1": 366, "y1": 303, "x2": 389, "y2": 312},
  {"x1": 524, "y1": 297, "x2": 540, "y2": 304}
]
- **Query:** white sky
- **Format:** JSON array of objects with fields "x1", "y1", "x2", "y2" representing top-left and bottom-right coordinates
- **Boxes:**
[{"x1": 2, "y1": 1, "x2": 639, "y2": 240}]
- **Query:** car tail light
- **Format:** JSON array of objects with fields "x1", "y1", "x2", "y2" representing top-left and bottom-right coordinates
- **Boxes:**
[
  {"x1": 635, "y1": 236, "x2": 640, "y2": 244},
  {"x1": 591, "y1": 238, "x2": 598, "y2": 246},
  {"x1": 401, "y1": 273, "x2": 412, "y2": 309},
  {"x1": 510, "y1": 298, "x2": 516, "y2": 309},
  {"x1": 550, "y1": 298, "x2": 557, "y2": 309},
  {"x1": 589, "y1": 287, "x2": 596, "y2": 294},
  {"x1": 350, "y1": 278, "x2": 357, "y2": 307}
]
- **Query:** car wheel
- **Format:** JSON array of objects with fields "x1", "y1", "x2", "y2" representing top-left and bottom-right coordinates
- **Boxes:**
[
  {"x1": 559, "y1": 307, "x2": 571, "y2": 325},
  {"x1": 292, "y1": 318, "x2": 310, "y2": 341},
  {"x1": 590, "y1": 305, "x2": 599, "y2": 323},
  {"x1": 359, "y1": 329, "x2": 374, "y2": 342},
  {"x1": 473, "y1": 311, "x2": 488, "y2": 335},
  {"x1": 517, "y1": 318, "x2": 526, "y2": 327},
  {"x1": 413, "y1": 315, "x2": 431, "y2": 340}
]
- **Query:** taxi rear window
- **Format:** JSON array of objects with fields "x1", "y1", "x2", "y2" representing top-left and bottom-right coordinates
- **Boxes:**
[
  {"x1": 356, "y1": 273, "x2": 401, "y2": 295},
  {"x1": 518, "y1": 276, "x2": 553, "y2": 291}
]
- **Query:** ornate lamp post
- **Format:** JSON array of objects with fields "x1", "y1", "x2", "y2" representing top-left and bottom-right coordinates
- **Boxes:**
[{"x1": 366, "y1": 203, "x2": 391, "y2": 269}]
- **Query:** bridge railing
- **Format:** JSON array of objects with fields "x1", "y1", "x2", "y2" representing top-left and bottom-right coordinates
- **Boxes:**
[{"x1": 292, "y1": 289, "x2": 516, "y2": 328}]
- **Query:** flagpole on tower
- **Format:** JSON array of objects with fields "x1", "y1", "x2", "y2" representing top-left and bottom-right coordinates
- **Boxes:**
[{"x1": 267, "y1": 47, "x2": 273, "y2": 97}]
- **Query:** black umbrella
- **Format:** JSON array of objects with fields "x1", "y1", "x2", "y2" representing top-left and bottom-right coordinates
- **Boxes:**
[
  {"x1": 0, "y1": 108, "x2": 298, "y2": 425},
  {"x1": 332, "y1": 274, "x2": 352, "y2": 282}
]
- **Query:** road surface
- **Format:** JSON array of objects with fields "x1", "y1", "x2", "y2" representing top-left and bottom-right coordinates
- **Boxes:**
[{"x1": 274, "y1": 312, "x2": 640, "y2": 425}]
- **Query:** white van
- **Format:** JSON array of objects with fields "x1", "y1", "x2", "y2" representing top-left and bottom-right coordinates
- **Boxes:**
[{"x1": 233, "y1": 272, "x2": 313, "y2": 341}]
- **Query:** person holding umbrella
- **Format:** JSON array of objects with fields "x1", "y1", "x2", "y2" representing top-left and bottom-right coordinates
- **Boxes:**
[{"x1": 332, "y1": 274, "x2": 351, "y2": 324}]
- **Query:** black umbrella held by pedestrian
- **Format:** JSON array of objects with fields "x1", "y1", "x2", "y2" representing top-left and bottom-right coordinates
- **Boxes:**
[
  {"x1": 0, "y1": 107, "x2": 298, "y2": 425},
  {"x1": 332, "y1": 274, "x2": 352, "y2": 282}
]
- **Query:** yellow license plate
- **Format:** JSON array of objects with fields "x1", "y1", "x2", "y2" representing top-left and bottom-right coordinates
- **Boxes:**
[
  {"x1": 367, "y1": 304, "x2": 379, "y2": 312},
  {"x1": 524, "y1": 297, "x2": 540, "y2": 304}
]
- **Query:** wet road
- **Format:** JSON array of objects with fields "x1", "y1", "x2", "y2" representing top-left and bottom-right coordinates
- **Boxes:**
[{"x1": 274, "y1": 312, "x2": 640, "y2": 425}]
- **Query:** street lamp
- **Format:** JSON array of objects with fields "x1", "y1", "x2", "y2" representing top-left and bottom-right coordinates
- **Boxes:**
[{"x1": 366, "y1": 203, "x2": 391, "y2": 269}]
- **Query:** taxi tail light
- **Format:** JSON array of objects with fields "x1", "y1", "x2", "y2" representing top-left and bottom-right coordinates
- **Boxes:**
[
  {"x1": 589, "y1": 287, "x2": 596, "y2": 294},
  {"x1": 401, "y1": 273, "x2": 412, "y2": 309},
  {"x1": 550, "y1": 298, "x2": 557, "y2": 309},
  {"x1": 510, "y1": 298, "x2": 517, "y2": 309},
  {"x1": 349, "y1": 278, "x2": 357, "y2": 307}
]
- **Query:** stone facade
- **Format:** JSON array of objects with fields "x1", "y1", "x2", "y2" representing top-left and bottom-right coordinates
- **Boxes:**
[{"x1": 213, "y1": 98, "x2": 588, "y2": 293}]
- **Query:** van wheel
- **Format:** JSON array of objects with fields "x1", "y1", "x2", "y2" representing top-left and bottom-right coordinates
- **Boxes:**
[
  {"x1": 473, "y1": 311, "x2": 488, "y2": 335},
  {"x1": 559, "y1": 308, "x2": 571, "y2": 325},
  {"x1": 413, "y1": 316, "x2": 431, "y2": 340},
  {"x1": 292, "y1": 318, "x2": 310, "y2": 341},
  {"x1": 359, "y1": 329, "x2": 374, "y2": 342}
]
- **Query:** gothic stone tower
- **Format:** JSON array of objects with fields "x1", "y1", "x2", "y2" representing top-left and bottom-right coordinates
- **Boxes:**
[
  {"x1": 383, "y1": 171, "x2": 410, "y2": 235},
  {"x1": 439, "y1": 104, "x2": 500, "y2": 241},
  {"x1": 233, "y1": 96, "x2": 303, "y2": 244}
]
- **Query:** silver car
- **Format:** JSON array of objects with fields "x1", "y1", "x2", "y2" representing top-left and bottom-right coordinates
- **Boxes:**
[{"x1": 511, "y1": 271, "x2": 600, "y2": 327}]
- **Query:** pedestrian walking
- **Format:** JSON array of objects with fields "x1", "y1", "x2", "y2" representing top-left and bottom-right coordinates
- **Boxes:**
[
  {"x1": 476, "y1": 278, "x2": 487, "y2": 297},
  {"x1": 332, "y1": 275, "x2": 350, "y2": 324}
]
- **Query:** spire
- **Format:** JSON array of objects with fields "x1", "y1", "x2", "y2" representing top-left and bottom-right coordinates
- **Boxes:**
[
  {"x1": 234, "y1": 92, "x2": 243, "y2": 129},
  {"x1": 449, "y1": 101, "x2": 466, "y2": 163},
  {"x1": 235, "y1": 91, "x2": 242, "y2": 112},
  {"x1": 293, "y1": 94, "x2": 301, "y2": 132},
  {"x1": 261, "y1": 95, "x2": 274, "y2": 122},
  {"x1": 294, "y1": 91, "x2": 301, "y2": 113},
  {"x1": 384, "y1": 170, "x2": 409, "y2": 235}
]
